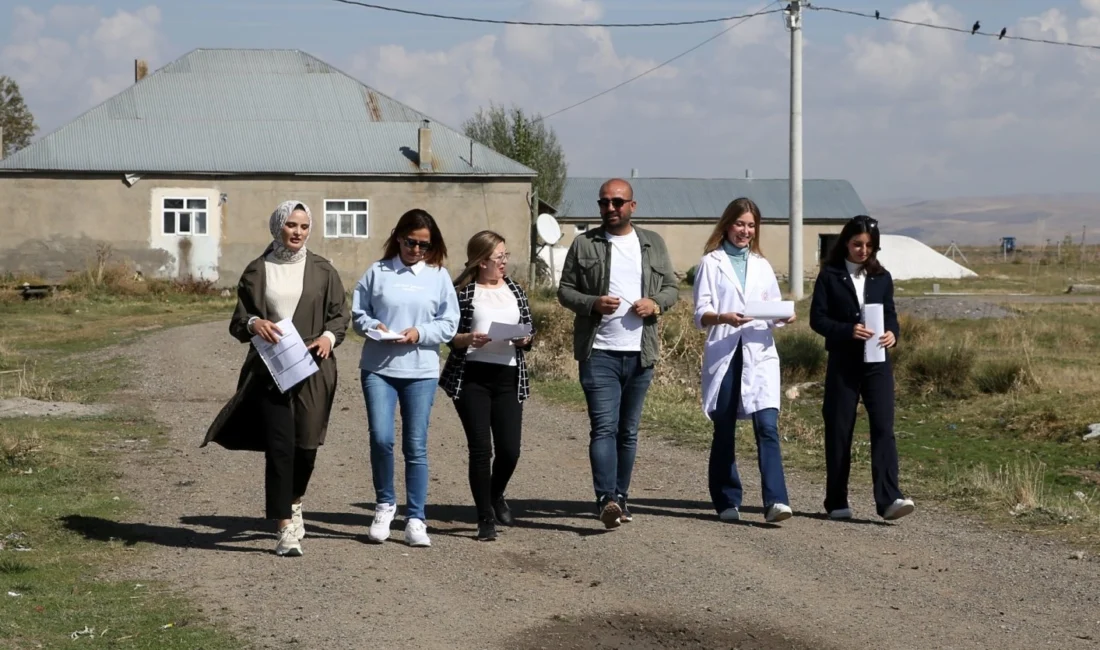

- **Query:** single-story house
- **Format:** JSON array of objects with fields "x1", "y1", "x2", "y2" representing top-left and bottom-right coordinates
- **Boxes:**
[
  {"x1": 0, "y1": 48, "x2": 537, "y2": 286},
  {"x1": 547, "y1": 175, "x2": 868, "y2": 280}
]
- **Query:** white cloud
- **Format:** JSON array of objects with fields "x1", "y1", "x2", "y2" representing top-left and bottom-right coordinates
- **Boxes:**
[{"x1": 0, "y1": 4, "x2": 166, "y2": 135}]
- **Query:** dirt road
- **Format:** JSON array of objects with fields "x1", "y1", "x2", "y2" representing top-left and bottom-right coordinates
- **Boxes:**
[{"x1": 85, "y1": 321, "x2": 1100, "y2": 649}]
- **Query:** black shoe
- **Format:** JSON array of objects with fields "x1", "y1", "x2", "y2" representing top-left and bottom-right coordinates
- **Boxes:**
[
  {"x1": 476, "y1": 518, "x2": 498, "y2": 542},
  {"x1": 492, "y1": 496, "x2": 515, "y2": 527},
  {"x1": 597, "y1": 495, "x2": 622, "y2": 530},
  {"x1": 617, "y1": 495, "x2": 632, "y2": 523}
]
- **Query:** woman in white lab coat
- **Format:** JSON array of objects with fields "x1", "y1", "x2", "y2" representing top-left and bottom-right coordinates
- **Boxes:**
[{"x1": 693, "y1": 197, "x2": 794, "y2": 524}]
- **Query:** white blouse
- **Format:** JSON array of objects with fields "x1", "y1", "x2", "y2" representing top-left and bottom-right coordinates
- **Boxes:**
[
  {"x1": 845, "y1": 259, "x2": 866, "y2": 309},
  {"x1": 466, "y1": 283, "x2": 521, "y2": 366}
]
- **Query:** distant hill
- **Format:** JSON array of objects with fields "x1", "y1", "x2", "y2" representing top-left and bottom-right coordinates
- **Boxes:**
[{"x1": 867, "y1": 194, "x2": 1100, "y2": 246}]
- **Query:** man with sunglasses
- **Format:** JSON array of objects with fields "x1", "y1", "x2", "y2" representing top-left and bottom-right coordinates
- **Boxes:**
[{"x1": 558, "y1": 178, "x2": 679, "y2": 529}]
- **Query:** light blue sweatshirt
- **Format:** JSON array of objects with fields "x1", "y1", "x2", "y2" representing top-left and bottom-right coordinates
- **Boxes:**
[{"x1": 351, "y1": 257, "x2": 460, "y2": 379}]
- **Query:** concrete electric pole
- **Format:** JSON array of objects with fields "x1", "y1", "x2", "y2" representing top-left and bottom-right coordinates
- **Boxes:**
[{"x1": 785, "y1": 1, "x2": 804, "y2": 299}]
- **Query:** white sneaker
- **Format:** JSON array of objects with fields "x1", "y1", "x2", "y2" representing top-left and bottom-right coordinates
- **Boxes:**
[
  {"x1": 291, "y1": 502, "x2": 306, "y2": 541},
  {"x1": 405, "y1": 518, "x2": 431, "y2": 548},
  {"x1": 275, "y1": 524, "x2": 302, "y2": 557},
  {"x1": 368, "y1": 503, "x2": 396, "y2": 543},
  {"x1": 765, "y1": 503, "x2": 793, "y2": 523},
  {"x1": 828, "y1": 507, "x2": 853, "y2": 520},
  {"x1": 718, "y1": 507, "x2": 740, "y2": 522},
  {"x1": 884, "y1": 498, "x2": 915, "y2": 521}
]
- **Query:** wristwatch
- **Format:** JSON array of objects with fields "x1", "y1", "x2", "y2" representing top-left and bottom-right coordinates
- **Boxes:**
[{"x1": 653, "y1": 303, "x2": 662, "y2": 316}]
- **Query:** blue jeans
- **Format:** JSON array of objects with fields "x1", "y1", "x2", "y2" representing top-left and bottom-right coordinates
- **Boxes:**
[
  {"x1": 579, "y1": 350, "x2": 654, "y2": 503},
  {"x1": 708, "y1": 345, "x2": 789, "y2": 513},
  {"x1": 361, "y1": 371, "x2": 437, "y2": 521}
]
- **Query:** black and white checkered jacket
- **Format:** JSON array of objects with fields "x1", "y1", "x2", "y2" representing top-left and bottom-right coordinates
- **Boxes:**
[{"x1": 439, "y1": 276, "x2": 535, "y2": 402}]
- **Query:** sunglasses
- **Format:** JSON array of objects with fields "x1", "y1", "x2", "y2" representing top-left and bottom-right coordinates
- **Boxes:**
[
  {"x1": 401, "y1": 237, "x2": 432, "y2": 251},
  {"x1": 853, "y1": 215, "x2": 879, "y2": 228},
  {"x1": 597, "y1": 197, "x2": 632, "y2": 209}
]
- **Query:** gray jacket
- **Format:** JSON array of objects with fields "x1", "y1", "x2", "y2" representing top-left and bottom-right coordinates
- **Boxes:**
[{"x1": 557, "y1": 226, "x2": 680, "y2": 367}]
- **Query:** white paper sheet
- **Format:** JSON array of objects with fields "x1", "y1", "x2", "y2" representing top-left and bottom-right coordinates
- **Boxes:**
[
  {"x1": 251, "y1": 318, "x2": 319, "y2": 393},
  {"x1": 486, "y1": 321, "x2": 532, "y2": 341},
  {"x1": 366, "y1": 328, "x2": 403, "y2": 341},
  {"x1": 743, "y1": 300, "x2": 795, "y2": 320},
  {"x1": 863, "y1": 303, "x2": 886, "y2": 363}
]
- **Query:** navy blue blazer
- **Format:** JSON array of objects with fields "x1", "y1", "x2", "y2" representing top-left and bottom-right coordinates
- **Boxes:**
[{"x1": 809, "y1": 261, "x2": 900, "y2": 355}]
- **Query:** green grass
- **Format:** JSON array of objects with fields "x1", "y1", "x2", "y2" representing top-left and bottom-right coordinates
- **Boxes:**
[
  {"x1": 893, "y1": 245, "x2": 1100, "y2": 296},
  {"x1": 0, "y1": 291, "x2": 239, "y2": 648},
  {"x1": 528, "y1": 294, "x2": 1100, "y2": 548},
  {"x1": 1, "y1": 416, "x2": 238, "y2": 648}
]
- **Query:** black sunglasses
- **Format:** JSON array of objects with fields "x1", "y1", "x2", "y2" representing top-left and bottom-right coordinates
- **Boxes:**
[
  {"x1": 597, "y1": 197, "x2": 632, "y2": 209},
  {"x1": 853, "y1": 215, "x2": 879, "y2": 228},
  {"x1": 401, "y1": 237, "x2": 432, "y2": 251}
]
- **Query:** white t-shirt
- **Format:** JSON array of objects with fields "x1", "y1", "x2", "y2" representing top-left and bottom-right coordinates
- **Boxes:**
[
  {"x1": 593, "y1": 229, "x2": 643, "y2": 352},
  {"x1": 466, "y1": 283, "x2": 521, "y2": 366},
  {"x1": 845, "y1": 259, "x2": 866, "y2": 309},
  {"x1": 264, "y1": 254, "x2": 306, "y2": 321}
]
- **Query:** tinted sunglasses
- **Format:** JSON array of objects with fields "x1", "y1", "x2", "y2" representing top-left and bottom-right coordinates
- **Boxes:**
[
  {"x1": 853, "y1": 215, "x2": 878, "y2": 228},
  {"x1": 401, "y1": 237, "x2": 432, "y2": 251},
  {"x1": 597, "y1": 197, "x2": 632, "y2": 209}
]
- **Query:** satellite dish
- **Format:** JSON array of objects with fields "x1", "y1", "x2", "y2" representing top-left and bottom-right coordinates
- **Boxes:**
[{"x1": 536, "y1": 213, "x2": 562, "y2": 245}]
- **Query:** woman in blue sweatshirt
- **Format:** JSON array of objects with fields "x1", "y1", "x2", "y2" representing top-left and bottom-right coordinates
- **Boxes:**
[{"x1": 352, "y1": 209, "x2": 459, "y2": 548}]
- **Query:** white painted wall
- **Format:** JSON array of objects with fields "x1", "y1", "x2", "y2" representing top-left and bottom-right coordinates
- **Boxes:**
[{"x1": 149, "y1": 187, "x2": 221, "y2": 281}]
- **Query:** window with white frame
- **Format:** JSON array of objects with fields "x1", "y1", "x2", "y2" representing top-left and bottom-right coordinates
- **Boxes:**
[
  {"x1": 324, "y1": 200, "x2": 369, "y2": 238},
  {"x1": 574, "y1": 224, "x2": 589, "y2": 234},
  {"x1": 162, "y1": 197, "x2": 209, "y2": 235}
]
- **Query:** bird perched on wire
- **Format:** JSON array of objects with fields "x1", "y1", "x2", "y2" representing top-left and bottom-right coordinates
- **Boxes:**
[
  {"x1": 875, "y1": 10, "x2": 880, "y2": 19},
  {"x1": 972, "y1": 20, "x2": 981, "y2": 35},
  {"x1": 999, "y1": 27, "x2": 1007, "y2": 40}
]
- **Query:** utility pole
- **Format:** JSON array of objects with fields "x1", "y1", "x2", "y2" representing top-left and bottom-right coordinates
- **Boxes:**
[
  {"x1": 786, "y1": 1, "x2": 804, "y2": 299},
  {"x1": 529, "y1": 188, "x2": 539, "y2": 285}
]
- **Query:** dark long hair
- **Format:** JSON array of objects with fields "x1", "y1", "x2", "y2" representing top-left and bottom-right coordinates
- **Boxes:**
[
  {"x1": 381, "y1": 209, "x2": 448, "y2": 267},
  {"x1": 703, "y1": 197, "x2": 764, "y2": 256},
  {"x1": 826, "y1": 214, "x2": 885, "y2": 276}
]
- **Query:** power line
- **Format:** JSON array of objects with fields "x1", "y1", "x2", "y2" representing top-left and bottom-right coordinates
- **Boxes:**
[
  {"x1": 328, "y1": 0, "x2": 779, "y2": 28},
  {"x1": 810, "y1": 5, "x2": 1100, "y2": 51},
  {"x1": 537, "y1": 2, "x2": 784, "y2": 122}
]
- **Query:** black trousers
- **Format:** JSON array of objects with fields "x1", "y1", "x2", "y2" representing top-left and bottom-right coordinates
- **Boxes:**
[
  {"x1": 821, "y1": 353, "x2": 902, "y2": 516},
  {"x1": 253, "y1": 382, "x2": 318, "y2": 520},
  {"x1": 453, "y1": 362, "x2": 523, "y2": 522}
]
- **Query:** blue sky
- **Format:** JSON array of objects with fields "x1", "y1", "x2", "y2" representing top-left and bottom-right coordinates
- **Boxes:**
[{"x1": 3, "y1": 0, "x2": 1099, "y2": 201}]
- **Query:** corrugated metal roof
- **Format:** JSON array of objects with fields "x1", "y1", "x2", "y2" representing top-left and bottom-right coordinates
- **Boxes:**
[
  {"x1": 557, "y1": 177, "x2": 866, "y2": 222},
  {"x1": 0, "y1": 49, "x2": 535, "y2": 177}
]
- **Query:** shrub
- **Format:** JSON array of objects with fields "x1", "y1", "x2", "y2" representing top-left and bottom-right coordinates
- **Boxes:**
[
  {"x1": 973, "y1": 359, "x2": 1034, "y2": 394},
  {"x1": 901, "y1": 342, "x2": 976, "y2": 397},
  {"x1": 776, "y1": 329, "x2": 826, "y2": 383},
  {"x1": 684, "y1": 265, "x2": 698, "y2": 286}
]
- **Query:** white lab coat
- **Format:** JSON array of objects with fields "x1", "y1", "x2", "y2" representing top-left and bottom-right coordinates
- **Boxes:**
[{"x1": 692, "y1": 249, "x2": 785, "y2": 420}]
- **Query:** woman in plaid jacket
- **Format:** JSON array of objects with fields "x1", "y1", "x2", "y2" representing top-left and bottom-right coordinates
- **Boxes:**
[{"x1": 439, "y1": 230, "x2": 536, "y2": 541}]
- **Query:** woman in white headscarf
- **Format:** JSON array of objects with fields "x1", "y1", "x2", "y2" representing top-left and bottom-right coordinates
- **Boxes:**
[{"x1": 204, "y1": 200, "x2": 350, "y2": 557}]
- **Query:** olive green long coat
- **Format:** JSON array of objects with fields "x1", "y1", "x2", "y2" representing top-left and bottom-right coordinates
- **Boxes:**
[{"x1": 202, "y1": 251, "x2": 350, "y2": 451}]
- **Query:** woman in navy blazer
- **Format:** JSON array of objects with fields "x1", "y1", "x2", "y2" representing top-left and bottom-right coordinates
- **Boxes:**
[{"x1": 809, "y1": 215, "x2": 915, "y2": 522}]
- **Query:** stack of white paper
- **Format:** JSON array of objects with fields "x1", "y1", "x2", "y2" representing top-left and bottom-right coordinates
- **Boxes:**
[
  {"x1": 366, "y1": 328, "x2": 404, "y2": 342},
  {"x1": 743, "y1": 300, "x2": 795, "y2": 320},
  {"x1": 251, "y1": 318, "x2": 319, "y2": 392},
  {"x1": 863, "y1": 303, "x2": 886, "y2": 363},
  {"x1": 486, "y1": 321, "x2": 532, "y2": 341}
]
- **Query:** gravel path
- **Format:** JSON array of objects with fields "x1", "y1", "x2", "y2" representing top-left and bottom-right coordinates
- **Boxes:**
[{"x1": 92, "y1": 321, "x2": 1100, "y2": 649}]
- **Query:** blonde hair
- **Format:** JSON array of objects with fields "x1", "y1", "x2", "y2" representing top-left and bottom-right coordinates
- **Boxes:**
[
  {"x1": 703, "y1": 197, "x2": 763, "y2": 256},
  {"x1": 453, "y1": 230, "x2": 506, "y2": 288}
]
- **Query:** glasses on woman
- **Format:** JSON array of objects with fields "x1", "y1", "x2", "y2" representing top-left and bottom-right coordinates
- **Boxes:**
[
  {"x1": 489, "y1": 252, "x2": 510, "y2": 264},
  {"x1": 401, "y1": 237, "x2": 432, "y2": 251}
]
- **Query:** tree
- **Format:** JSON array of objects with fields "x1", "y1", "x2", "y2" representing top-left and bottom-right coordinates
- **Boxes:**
[
  {"x1": 462, "y1": 104, "x2": 567, "y2": 207},
  {"x1": 0, "y1": 76, "x2": 37, "y2": 158}
]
